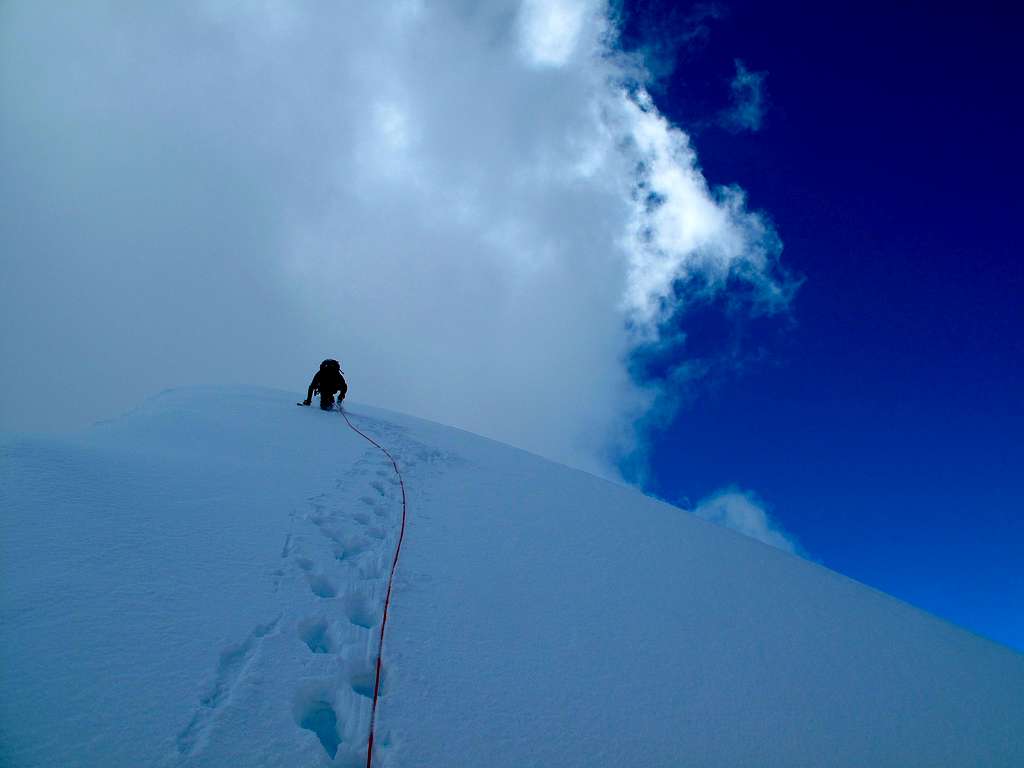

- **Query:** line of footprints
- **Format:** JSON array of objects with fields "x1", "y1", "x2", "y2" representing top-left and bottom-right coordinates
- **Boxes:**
[
  {"x1": 175, "y1": 419, "x2": 438, "y2": 765},
  {"x1": 287, "y1": 451, "x2": 403, "y2": 764}
]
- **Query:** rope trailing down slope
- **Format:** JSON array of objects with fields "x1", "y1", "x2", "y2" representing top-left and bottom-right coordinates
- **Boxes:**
[{"x1": 340, "y1": 407, "x2": 408, "y2": 768}]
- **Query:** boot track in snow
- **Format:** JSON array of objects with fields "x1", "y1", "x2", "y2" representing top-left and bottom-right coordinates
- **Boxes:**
[
  {"x1": 340, "y1": 407, "x2": 409, "y2": 768},
  {"x1": 168, "y1": 404, "x2": 410, "y2": 766}
]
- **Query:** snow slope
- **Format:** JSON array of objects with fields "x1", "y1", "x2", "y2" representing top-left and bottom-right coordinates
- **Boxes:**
[{"x1": 2, "y1": 387, "x2": 1022, "y2": 767}]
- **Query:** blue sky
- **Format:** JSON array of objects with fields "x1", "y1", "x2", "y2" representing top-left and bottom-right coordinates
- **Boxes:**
[{"x1": 621, "y1": 1, "x2": 1023, "y2": 651}]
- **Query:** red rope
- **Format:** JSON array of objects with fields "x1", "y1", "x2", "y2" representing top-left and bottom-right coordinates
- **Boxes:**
[{"x1": 341, "y1": 407, "x2": 408, "y2": 768}]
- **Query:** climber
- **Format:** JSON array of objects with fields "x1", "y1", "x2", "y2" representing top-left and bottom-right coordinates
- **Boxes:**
[{"x1": 300, "y1": 359, "x2": 348, "y2": 411}]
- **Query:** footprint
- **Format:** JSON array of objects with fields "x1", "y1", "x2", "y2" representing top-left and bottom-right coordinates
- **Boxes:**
[
  {"x1": 343, "y1": 553, "x2": 385, "y2": 583},
  {"x1": 298, "y1": 618, "x2": 333, "y2": 654},
  {"x1": 350, "y1": 670, "x2": 376, "y2": 699},
  {"x1": 312, "y1": 519, "x2": 344, "y2": 545},
  {"x1": 359, "y1": 496, "x2": 386, "y2": 518},
  {"x1": 177, "y1": 616, "x2": 279, "y2": 754},
  {"x1": 294, "y1": 688, "x2": 341, "y2": 759},
  {"x1": 308, "y1": 574, "x2": 337, "y2": 599},
  {"x1": 342, "y1": 591, "x2": 377, "y2": 629},
  {"x1": 205, "y1": 618, "x2": 279, "y2": 707},
  {"x1": 333, "y1": 535, "x2": 371, "y2": 562}
]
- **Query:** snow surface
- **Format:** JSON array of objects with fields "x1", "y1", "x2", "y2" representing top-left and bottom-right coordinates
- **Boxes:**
[{"x1": 2, "y1": 387, "x2": 1022, "y2": 767}]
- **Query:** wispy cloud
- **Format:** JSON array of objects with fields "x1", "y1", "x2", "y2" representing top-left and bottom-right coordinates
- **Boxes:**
[
  {"x1": 693, "y1": 487, "x2": 803, "y2": 554},
  {"x1": 618, "y1": 1, "x2": 726, "y2": 82},
  {"x1": 722, "y1": 59, "x2": 768, "y2": 133}
]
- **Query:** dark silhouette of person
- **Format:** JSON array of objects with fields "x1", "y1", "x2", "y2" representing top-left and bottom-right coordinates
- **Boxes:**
[{"x1": 302, "y1": 359, "x2": 348, "y2": 410}]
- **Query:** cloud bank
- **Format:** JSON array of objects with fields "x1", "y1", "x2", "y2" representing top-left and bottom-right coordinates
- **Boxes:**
[{"x1": 0, "y1": 1, "x2": 791, "y2": 475}]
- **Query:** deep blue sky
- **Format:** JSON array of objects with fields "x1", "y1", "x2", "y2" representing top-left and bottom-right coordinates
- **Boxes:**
[{"x1": 622, "y1": 2, "x2": 1023, "y2": 651}]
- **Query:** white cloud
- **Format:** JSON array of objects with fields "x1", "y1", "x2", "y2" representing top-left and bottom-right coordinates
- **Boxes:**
[
  {"x1": 618, "y1": 89, "x2": 786, "y2": 331},
  {"x1": 517, "y1": 0, "x2": 594, "y2": 67},
  {"x1": 0, "y1": 0, "x2": 793, "y2": 477},
  {"x1": 693, "y1": 488, "x2": 802, "y2": 554}
]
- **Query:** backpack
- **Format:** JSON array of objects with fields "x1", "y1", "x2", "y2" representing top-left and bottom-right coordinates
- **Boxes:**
[{"x1": 319, "y1": 359, "x2": 347, "y2": 397}]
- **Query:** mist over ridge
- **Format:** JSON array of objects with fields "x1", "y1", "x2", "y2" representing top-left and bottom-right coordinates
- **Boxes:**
[{"x1": 0, "y1": 1, "x2": 792, "y2": 476}]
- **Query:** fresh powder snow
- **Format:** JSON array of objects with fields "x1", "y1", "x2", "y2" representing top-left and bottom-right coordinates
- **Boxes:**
[{"x1": 2, "y1": 387, "x2": 1022, "y2": 766}]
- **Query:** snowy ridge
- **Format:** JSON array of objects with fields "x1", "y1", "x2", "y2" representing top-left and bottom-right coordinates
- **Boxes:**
[{"x1": 2, "y1": 387, "x2": 1023, "y2": 767}]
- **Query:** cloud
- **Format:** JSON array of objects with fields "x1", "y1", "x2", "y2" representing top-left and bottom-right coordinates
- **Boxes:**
[
  {"x1": 693, "y1": 488, "x2": 802, "y2": 554},
  {"x1": 621, "y1": 90, "x2": 788, "y2": 331},
  {"x1": 518, "y1": 0, "x2": 594, "y2": 67},
  {"x1": 0, "y1": 1, "x2": 793, "y2": 477},
  {"x1": 722, "y1": 59, "x2": 768, "y2": 133},
  {"x1": 619, "y1": 2, "x2": 726, "y2": 82}
]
